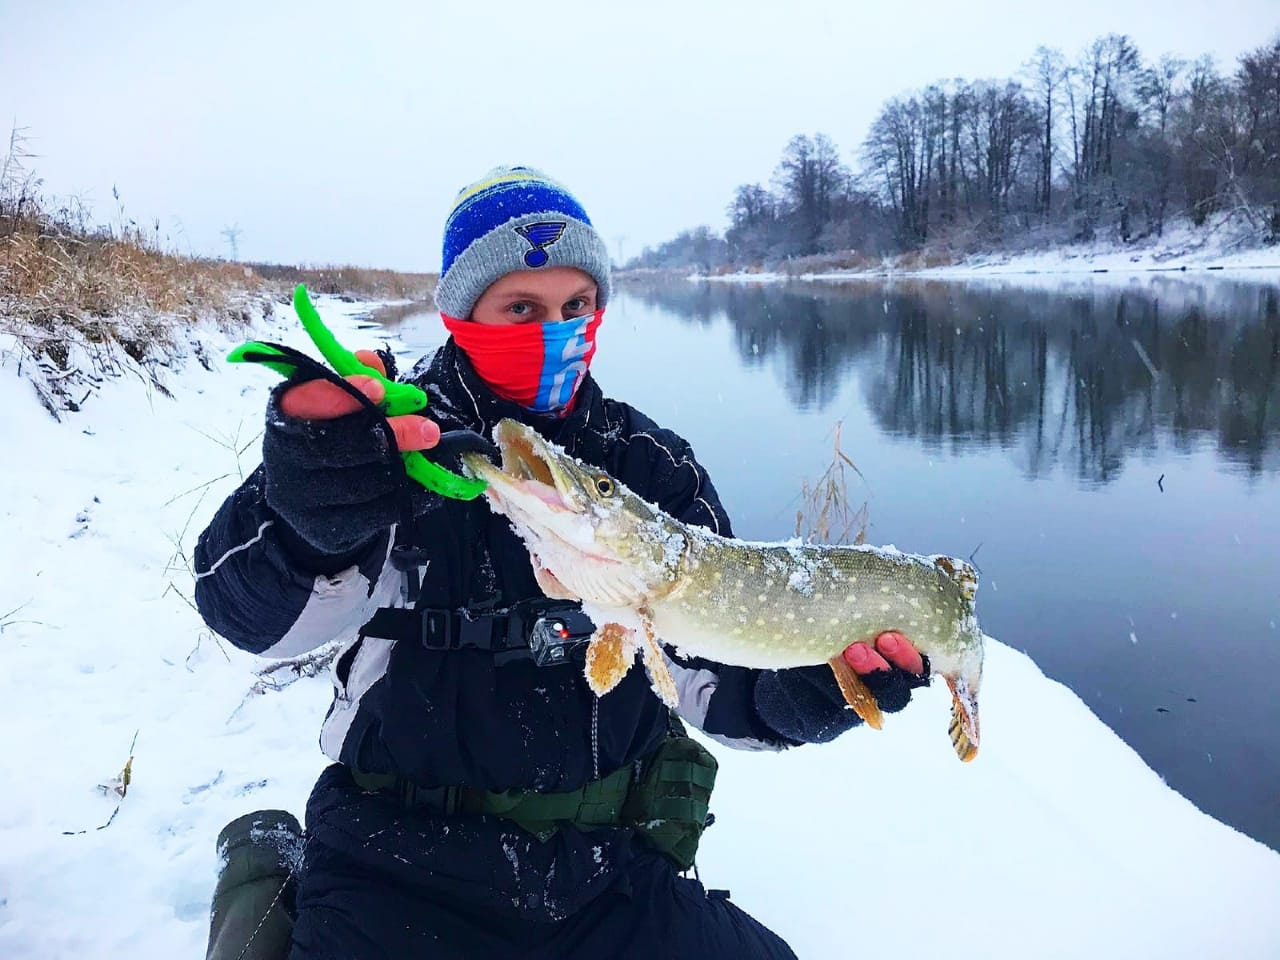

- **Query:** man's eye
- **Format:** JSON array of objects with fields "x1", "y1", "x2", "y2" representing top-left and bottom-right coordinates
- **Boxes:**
[
  {"x1": 565, "y1": 298, "x2": 587, "y2": 312},
  {"x1": 509, "y1": 302, "x2": 532, "y2": 315}
]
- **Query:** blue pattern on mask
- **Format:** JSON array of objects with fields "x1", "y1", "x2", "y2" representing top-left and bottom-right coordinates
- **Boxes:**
[{"x1": 533, "y1": 315, "x2": 595, "y2": 413}]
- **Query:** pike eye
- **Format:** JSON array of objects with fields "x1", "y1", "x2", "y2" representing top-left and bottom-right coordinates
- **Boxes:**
[{"x1": 594, "y1": 476, "x2": 614, "y2": 496}]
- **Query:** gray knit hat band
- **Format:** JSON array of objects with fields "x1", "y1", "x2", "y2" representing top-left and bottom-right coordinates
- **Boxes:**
[{"x1": 435, "y1": 211, "x2": 612, "y2": 319}]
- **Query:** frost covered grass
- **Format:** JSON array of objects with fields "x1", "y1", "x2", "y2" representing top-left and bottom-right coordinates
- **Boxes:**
[
  {"x1": 1, "y1": 296, "x2": 1278, "y2": 958},
  {"x1": 245, "y1": 262, "x2": 436, "y2": 302},
  {"x1": 0, "y1": 136, "x2": 435, "y2": 419},
  {"x1": 0, "y1": 138, "x2": 267, "y2": 417},
  {"x1": 0, "y1": 202, "x2": 271, "y2": 416}
]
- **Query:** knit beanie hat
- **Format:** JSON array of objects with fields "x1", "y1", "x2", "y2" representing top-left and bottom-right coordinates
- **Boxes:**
[{"x1": 435, "y1": 166, "x2": 613, "y2": 320}]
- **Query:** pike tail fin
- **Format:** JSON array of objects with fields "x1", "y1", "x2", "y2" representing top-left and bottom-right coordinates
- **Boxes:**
[
  {"x1": 827, "y1": 654, "x2": 884, "y2": 730},
  {"x1": 932, "y1": 555, "x2": 978, "y2": 605},
  {"x1": 944, "y1": 674, "x2": 980, "y2": 762}
]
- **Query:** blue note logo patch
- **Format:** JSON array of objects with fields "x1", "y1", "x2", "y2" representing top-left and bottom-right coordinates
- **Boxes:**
[{"x1": 514, "y1": 221, "x2": 568, "y2": 268}]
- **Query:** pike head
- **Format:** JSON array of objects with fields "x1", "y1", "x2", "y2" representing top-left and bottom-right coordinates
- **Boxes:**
[{"x1": 460, "y1": 419, "x2": 688, "y2": 610}]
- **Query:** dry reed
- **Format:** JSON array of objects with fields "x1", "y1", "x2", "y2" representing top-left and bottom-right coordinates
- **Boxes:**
[
  {"x1": 0, "y1": 128, "x2": 436, "y2": 416},
  {"x1": 794, "y1": 421, "x2": 870, "y2": 545}
]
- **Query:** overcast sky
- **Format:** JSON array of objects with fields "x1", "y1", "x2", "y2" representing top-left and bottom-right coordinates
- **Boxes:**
[{"x1": 2, "y1": 0, "x2": 1276, "y2": 271}]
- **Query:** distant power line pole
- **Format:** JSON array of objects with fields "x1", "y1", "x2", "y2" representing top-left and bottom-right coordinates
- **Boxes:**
[
  {"x1": 614, "y1": 234, "x2": 626, "y2": 266},
  {"x1": 220, "y1": 224, "x2": 243, "y2": 261}
]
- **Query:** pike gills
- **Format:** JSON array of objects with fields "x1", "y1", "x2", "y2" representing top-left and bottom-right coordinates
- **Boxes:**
[{"x1": 460, "y1": 419, "x2": 984, "y2": 761}]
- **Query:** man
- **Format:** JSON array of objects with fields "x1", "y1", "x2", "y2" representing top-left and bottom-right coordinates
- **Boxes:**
[{"x1": 196, "y1": 167, "x2": 929, "y2": 959}]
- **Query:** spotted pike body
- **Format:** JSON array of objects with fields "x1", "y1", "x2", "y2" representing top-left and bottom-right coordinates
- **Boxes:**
[{"x1": 461, "y1": 419, "x2": 984, "y2": 761}]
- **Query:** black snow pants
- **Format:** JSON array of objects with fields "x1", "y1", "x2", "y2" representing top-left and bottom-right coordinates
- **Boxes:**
[{"x1": 285, "y1": 764, "x2": 797, "y2": 960}]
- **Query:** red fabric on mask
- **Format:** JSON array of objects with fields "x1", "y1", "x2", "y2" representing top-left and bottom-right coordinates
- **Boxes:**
[{"x1": 441, "y1": 309, "x2": 604, "y2": 413}]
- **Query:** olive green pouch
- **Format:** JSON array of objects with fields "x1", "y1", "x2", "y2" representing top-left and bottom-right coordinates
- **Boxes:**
[{"x1": 623, "y1": 731, "x2": 719, "y2": 871}]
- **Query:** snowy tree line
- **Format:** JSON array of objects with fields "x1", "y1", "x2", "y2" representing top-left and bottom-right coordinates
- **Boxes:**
[{"x1": 627, "y1": 34, "x2": 1280, "y2": 271}]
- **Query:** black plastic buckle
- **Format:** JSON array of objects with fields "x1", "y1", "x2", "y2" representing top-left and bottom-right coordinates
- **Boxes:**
[
  {"x1": 400, "y1": 781, "x2": 462, "y2": 815},
  {"x1": 457, "y1": 613, "x2": 498, "y2": 650},
  {"x1": 390, "y1": 546, "x2": 432, "y2": 572},
  {"x1": 420, "y1": 610, "x2": 457, "y2": 650},
  {"x1": 420, "y1": 609, "x2": 509, "y2": 652}
]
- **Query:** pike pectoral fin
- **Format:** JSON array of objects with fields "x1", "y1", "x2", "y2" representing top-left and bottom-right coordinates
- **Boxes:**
[
  {"x1": 532, "y1": 563, "x2": 578, "y2": 600},
  {"x1": 827, "y1": 654, "x2": 884, "y2": 730},
  {"x1": 584, "y1": 623, "x2": 636, "y2": 697},
  {"x1": 638, "y1": 616, "x2": 679, "y2": 709},
  {"x1": 944, "y1": 675, "x2": 980, "y2": 762}
]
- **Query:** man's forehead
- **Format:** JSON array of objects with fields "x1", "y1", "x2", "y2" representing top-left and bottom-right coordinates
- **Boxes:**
[{"x1": 488, "y1": 270, "x2": 597, "y2": 298}]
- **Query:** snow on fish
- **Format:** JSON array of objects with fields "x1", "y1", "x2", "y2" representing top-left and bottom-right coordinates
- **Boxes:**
[{"x1": 461, "y1": 419, "x2": 984, "y2": 761}]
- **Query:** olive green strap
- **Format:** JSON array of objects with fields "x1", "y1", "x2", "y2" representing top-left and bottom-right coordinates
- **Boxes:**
[
  {"x1": 351, "y1": 764, "x2": 635, "y2": 841},
  {"x1": 464, "y1": 764, "x2": 633, "y2": 838},
  {"x1": 348, "y1": 731, "x2": 719, "y2": 870}
]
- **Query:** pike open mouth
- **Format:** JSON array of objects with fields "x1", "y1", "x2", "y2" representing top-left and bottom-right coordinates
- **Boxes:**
[
  {"x1": 488, "y1": 424, "x2": 625, "y2": 568},
  {"x1": 497, "y1": 430, "x2": 569, "y2": 511}
]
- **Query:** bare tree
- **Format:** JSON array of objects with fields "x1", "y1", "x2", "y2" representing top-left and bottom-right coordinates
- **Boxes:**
[
  {"x1": 773, "y1": 133, "x2": 850, "y2": 255},
  {"x1": 1234, "y1": 38, "x2": 1280, "y2": 235},
  {"x1": 928, "y1": 83, "x2": 968, "y2": 229},
  {"x1": 726, "y1": 183, "x2": 780, "y2": 263},
  {"x1": 1025, "y1": 47, "x2": 1068, "y2": 220},
  {"x1": 1174, "y1": 56, "x2": 1230, "y2": 225},
  {"x1": 964, "y1": 81, "x2": 1039, "y2": 235},
  {"x1": 864, "y1": 97, "x2": 935, "y2": 246},
  {"x1": 1068, "y1": 34, "x2": 1143, "y2": 237},
  {"x1": 1136, "y1": 55, "x2": 1186, "y2": 234}
]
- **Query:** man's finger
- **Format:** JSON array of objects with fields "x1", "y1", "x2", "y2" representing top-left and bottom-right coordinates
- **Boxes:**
[
  {"x1": 281, "y1": 375, "x2": 385, "y2": 420},
  {"x1": 875, "y1": 631, "x2": 925, "y2": 676},
  {"x1": 843, "y1": 641, "x2": 891, "y2": 675},
  {"x1": 388, "y1": 415, "x2": 441, "y2": 452},
  {"x1": 353, "y1": 349, "x2": 387, "y2": 377}
]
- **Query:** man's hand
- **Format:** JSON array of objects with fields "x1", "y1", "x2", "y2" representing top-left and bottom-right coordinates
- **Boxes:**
[
  {"x1": 262, "y1": 349, "x2": 441, "y2": 555},
  {"x1": 842, "y1": 631, "x2": 926, "y2": 677},
  {"x1": 753, "y1": 630, "x2": 931, "y2": 744},
  {"x1": 280, "y1": 349, "x2": 441, "y2": 452}
]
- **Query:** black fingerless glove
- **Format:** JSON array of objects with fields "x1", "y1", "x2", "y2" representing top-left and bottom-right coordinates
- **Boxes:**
[
  {"x1": 261, "y1": 356, "x2": 434, "y2": 557},
  {"x1": 753, "y1": 656, "x2": 932, "y2": 745}
]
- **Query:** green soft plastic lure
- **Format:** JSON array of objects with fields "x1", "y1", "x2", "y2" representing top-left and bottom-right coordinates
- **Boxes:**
[{"x1": 228, "y1": 284, "x2": 488, "y2": 501}]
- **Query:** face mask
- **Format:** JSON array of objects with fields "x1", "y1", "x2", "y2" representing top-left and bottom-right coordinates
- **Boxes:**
[{"x1": 441, "y1": 309, "x2": 604, "y2": 413}]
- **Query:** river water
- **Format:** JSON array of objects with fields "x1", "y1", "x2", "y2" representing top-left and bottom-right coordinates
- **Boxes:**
[{"x1": 379, "y1": 274, "x2": 1280, "y2": 852}]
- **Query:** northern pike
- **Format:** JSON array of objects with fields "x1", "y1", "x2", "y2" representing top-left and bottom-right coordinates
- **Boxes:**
[{"x1": 460, "y1": 419, "x2": 984, "y2": 761}]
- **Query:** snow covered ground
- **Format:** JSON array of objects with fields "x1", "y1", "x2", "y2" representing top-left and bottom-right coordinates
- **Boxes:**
[{"x1": 1, "y1": 295, "x2": 1278, "y2": 959}]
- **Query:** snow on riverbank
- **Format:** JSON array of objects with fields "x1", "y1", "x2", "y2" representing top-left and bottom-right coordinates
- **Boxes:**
[
  {"x1": 703, "y1": 222, "x2": 1280, "y2": 286},
  {"x1": 0, "y1": 295, "x2": 1277, "y2": 959}
]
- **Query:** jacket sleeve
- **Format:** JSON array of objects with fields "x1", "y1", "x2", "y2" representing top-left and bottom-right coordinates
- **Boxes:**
[{"x1": 193, "y1": 466, "x2": 400, "y2": 658}]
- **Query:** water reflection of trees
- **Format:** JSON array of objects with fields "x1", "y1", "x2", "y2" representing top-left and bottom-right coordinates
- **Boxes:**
[{"x1": 620, "y1": 277, "x2": 1280, "y2": 482}]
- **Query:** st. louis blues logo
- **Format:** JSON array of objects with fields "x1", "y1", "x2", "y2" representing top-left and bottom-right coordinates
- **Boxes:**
[{"x1": 514, "y1": 221, "x2": 567, "y2": 268}]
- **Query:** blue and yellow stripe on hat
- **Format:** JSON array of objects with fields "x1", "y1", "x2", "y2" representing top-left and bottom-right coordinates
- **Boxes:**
[{"x1": 442, "y1": 167, "x2": 594, "y2": 275}]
